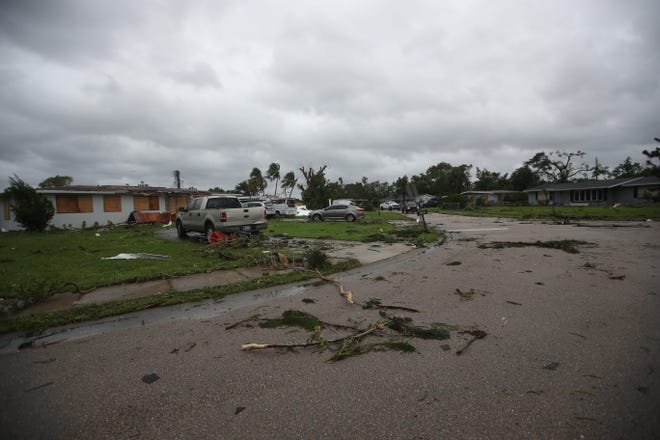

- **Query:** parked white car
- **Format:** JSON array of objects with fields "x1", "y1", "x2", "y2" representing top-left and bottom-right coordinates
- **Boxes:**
[
  {"x1": 379, "y1": 200, "x2": 401, "y2": 210},
  {"x1": 296, "y1": 205, "x2": 311, "y2": 217}
]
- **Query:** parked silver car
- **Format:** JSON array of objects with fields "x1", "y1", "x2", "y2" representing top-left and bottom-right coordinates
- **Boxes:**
[{"x1": 308, "y1": 204, "x2": 365, "y2": 222}]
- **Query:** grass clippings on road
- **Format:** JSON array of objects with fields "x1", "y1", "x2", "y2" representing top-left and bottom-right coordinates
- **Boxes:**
[{"x1": 478, "y1": 239, "x2": 593, "y2": 254}]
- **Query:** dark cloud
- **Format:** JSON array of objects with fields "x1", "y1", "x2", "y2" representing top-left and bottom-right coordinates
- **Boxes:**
[{"x1": 1, "y1": 0, "x2": 659, "y2": 191}]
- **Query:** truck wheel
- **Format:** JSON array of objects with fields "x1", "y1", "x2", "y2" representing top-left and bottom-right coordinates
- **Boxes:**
[
  {"x1": 312, "y1": 214, "x2": 322, "y2": 222},
  {"x1": 346, "y1": 214, "x2": 356, "y2": 222},
  {"x1": 205, "y1": 223, "x2": 216, "y2": 243},
  {"x1": 176, "y1": 220, "x2": 187, "y2": 238}
]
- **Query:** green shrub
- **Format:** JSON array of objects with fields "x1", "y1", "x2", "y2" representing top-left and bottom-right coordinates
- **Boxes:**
[{"x1": 4, "y1": 175, "x2": 54, "y2": 231}]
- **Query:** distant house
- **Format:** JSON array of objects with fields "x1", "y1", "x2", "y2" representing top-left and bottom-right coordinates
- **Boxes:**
[
  {"x1": 524, "y1": 177, "x2": 660, "y2": 206},
  {"x1": 0, "y1": 185, "x2": 207, "y2": 231},
  {"x1": 461, "y1": 190, "x2": 521, "y2": 205}
]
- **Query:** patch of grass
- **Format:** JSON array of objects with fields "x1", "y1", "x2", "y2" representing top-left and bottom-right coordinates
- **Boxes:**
[
  {"x1": 440, "y1": 205, "x2": 660, "y2": 221},
  {"x1": 478, "y1": 240, "x2": 592, "y2": 254},
  {"x1": 265, "y1": 215, "x2": 439, "y2": 245},
  {"x1": 0, "y1": 259, "x2": 361, "y2": 335},
  {"x1": 362, "y1": 298, "x2": 382, "y2": 309},
  {"x1": 384, "y1": 315, "x2": 452, "y2": 340},
  {"x1": 446, "y1": 261, "x2": 462, "y2": 266},
  {"x1": 259, "y1": 310, "x2": 321, "y2": 331},
  {"x1": 304, "y1": 248, "x2": 331, "y2": 270},
  {"x1": 0, "y1": 225, "x2": 292, "y2": 300},
  {"x1": 379, "y1": 341, "x2": 417, "y2": 353},
  {"x1": 301, "y1": 298, "x2": 316, "y2": 304}
]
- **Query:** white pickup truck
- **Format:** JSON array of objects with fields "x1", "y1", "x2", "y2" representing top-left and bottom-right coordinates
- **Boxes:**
[{"x1": 176, "y1": 195, "x2": 267, "y2": 240}]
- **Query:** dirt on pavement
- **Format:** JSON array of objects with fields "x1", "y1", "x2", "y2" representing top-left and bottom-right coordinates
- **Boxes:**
[{"x1": 1, "y1": 213, "x2": 658, "y2": 439}]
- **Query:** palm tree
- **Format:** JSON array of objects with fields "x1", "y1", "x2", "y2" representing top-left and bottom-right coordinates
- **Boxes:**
[
  {"x1": 266, "y1": 163, "x2": 281, "y2": 197},
  {"x1": 248, "y1": 167, "x2": 267, "y2": 196},
  {"x1": 281, "y1": 171, "x2": 297, "y2": 199}
]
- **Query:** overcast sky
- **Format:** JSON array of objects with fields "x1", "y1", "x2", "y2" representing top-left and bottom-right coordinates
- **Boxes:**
[{"x1": 1, "y1": 0, "x2": 659, "y2": 192}]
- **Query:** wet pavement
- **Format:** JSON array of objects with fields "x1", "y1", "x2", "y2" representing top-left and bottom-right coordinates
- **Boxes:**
[{"x1": 1, "y1": 214, "x2": 658, "y2": 439}]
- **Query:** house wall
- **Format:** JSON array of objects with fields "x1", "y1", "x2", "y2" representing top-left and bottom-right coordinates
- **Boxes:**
[
  {"x1": 0, "y1": 196, "x2": 22, "y2": 231},
  {"x1": 45, "y1": 194, "x2": 136, "y2": 228}
]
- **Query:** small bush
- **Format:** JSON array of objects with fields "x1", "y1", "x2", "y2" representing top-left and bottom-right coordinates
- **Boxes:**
[
  {"x1": 304, "y1": 248, "x2": 330, "y2": 270},
  {"x1": 4, "y1": 175, "x2": 54, "y2": 231}
]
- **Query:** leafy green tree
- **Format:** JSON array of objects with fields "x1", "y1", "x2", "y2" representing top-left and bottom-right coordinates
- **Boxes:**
[
  {"x1": 473, "y1": 168, "x2": 510, "y2": 191},
  {"x1": 266, "y1": 163, "x2": 281, "y2": 197},
  {"x1": 234, "y1": 180, "x2": 251, "y2": 196},
  {"x1": 394, "y1": 175, "x2": 409, "y2": 208},
  {"x1": 38, "y1": 175, "x2": 73, "y2": 188},
  {"x1": 298, "y1": 165, "x2": 330, "y2": 209},
  {"x1": 524, "y1": 150, "x2": 592, "y2": 183},
  {"x1": 611, "y1": 157, "x2": 644, "y2": 178},
  {"x1": 510, "y1": 166, "x2": 541, "y2": 191},
  {"x1": 4, "y1": 175, "x2": 55, "y2": 231},
  {"x1": 410, "y1": 162, "x2": 472, "y2": 196},
  {"x1": 643, "y1": 141, "x2": 660, "y2": 177}
]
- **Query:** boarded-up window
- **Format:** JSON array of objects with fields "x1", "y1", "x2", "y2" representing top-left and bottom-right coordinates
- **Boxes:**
[
  {"x1": 3, "y1": 197, "x2": 10, "y2": 220},
  {"x1": 133, "y1": 195, "x2": 160, "y2": 211},
  {"x1": 56, "y1": 195, "x2": 93, "y2": 213},
  {"x1": 168, "y1": 195, "x2": 189, "y2": 212},
  {"x1": 104, "y1": 195, "x2": 122, "y2": 212}
]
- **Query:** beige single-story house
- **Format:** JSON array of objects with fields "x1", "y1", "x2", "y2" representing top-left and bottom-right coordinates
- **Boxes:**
[{"x1": 1, "y1": 185, "x2": 207, "y2": 231}]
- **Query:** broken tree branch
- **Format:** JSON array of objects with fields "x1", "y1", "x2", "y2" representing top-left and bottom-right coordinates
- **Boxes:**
[
  {"x1": 225, "y1": 314, "x2": 261, "y2": 330},
  {"x1": 456, "y1": 329, "x2": 487, "y2": 355},
  {"x1": 241, "y1": 323, "x2": 383, "y2": 351}
]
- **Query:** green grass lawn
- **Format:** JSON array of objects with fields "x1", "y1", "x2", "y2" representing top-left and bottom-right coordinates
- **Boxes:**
[
  {"x1": 265, "y1": 211, "x2": 411, "y2": 241},
  {"x1": 0, "y1": 211, "x2": 432, "y2": 302},
  {"x1": 0, "y1": 225, "x2": 282, "y2": 300},
  {"x1": 0, "y1": 212, "x2": 436, "y2": 333},
  {"x1": 437, "y1": 205, "x2": 660, "y2": 221}
]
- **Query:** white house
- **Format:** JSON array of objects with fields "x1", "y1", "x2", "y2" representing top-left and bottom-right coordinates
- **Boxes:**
[{"x1": 1, "y1": 185, "x2": 206, "y2": 231}]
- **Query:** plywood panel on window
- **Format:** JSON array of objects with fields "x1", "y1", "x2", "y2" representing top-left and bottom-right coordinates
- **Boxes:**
[
  {"x1": 78, "y1": 196, "x2": 93, "y2": 212},
  {"x1": 104, "y1": 195, "x2": 122, "y2": 212},
  {"x1": 56, "y1": 195, "x2": 80, "y2": 213},
  {"x1": 168, "y1": 195, "x2": 188, "y2": 212},
  {"x1": 133, "y1": 196, "x2": 149, "y2": 211},
  {"x1": 148, "y1": 196, "x2": 160, "y2": 210},
  {"x1": 3, "y1": 197, "x2": 10, "y2": 220}
]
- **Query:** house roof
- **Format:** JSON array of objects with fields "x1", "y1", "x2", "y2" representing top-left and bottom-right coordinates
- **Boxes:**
[
  {"x1": 524, "y1": 177, "x2": 658, "y2": 192},
  {"x1": 461, "y1": 190, "x2": 520, "y2": 195},
  {"x1": 37, "y1": 185, "x2": 207, "y2": 196}
]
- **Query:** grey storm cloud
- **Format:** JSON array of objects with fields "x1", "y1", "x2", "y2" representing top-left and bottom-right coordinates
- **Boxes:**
[{"x1": 0, "y1": 0, "x2": 659, "y2": 191}]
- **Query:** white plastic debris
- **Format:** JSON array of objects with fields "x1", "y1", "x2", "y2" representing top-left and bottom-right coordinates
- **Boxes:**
[{"x1": 102, "y1": 253, "x2": 170, "y2": 260}]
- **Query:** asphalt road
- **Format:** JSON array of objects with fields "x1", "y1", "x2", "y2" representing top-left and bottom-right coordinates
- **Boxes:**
[{"x1": 1, "y1": 214, "x2": 658, "y2": 439}]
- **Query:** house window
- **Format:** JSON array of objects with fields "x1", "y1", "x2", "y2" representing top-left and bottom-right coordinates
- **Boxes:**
[
  {"x1": 168, "y1": 196, "x2": 189, "y2": 212},
  {"x1": 133, "y1": 195, "x2": 160, "y2": 211},
  {"x1": 103, "y1": 195, "x2": 122, "y2": 212},
  {"x1": 56, "y1": 195, "x2": 93, "y2": 213},
  {"x1": 571, "y1": 189, "x2": 605, "y2": 203}
]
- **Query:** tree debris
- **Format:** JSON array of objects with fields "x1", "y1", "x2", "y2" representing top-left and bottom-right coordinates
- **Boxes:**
[
  {"x1": 455, "y1": 288, "x2": 490, "y2": 301},
  {"x1": 456, "y1": 329, "x2": 487, "y2": 355},
  {"x1": 225, "y1": 314, "x2": 261, "y2": 330}
]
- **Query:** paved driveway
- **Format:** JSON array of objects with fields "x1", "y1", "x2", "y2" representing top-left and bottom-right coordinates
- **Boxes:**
[{"x1": 1, "y1": 214, "x2": 658, "y2": 439}]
